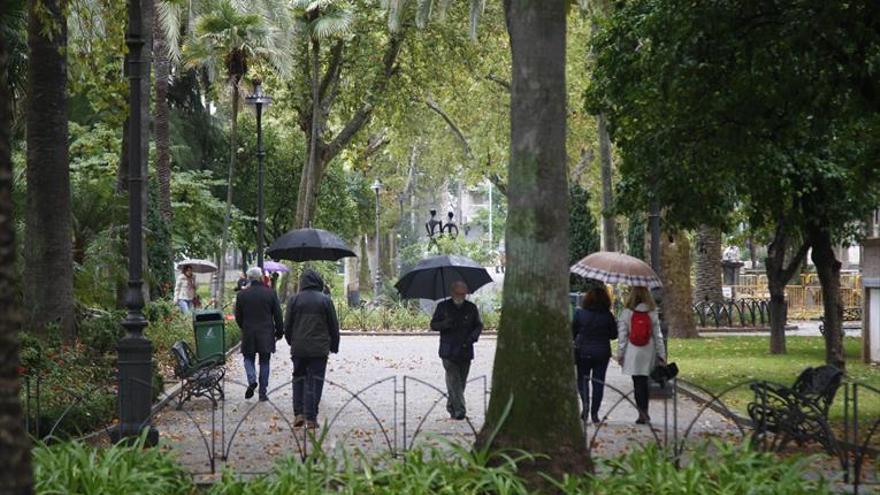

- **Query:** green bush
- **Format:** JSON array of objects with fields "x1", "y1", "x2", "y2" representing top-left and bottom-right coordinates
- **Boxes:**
[
  {"x1": 337, "y1": 303, "x2": 500, "y2": 332},
  {"x1": 554, "y1": 442, "x2": 830, "y2": 495},
  {"x1": 33, "y1": 434, "x2": 193, "y2": 495}
]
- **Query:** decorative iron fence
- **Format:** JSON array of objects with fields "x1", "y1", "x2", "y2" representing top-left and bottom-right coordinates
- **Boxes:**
[{"x1": 693, "y1": 299, "x2": 771, "y2": 328}]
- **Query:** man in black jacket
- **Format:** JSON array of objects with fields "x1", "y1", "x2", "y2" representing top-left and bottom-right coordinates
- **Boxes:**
[
  {"x1": 284, "y1": 270, "x2": 340, "y2": 428},
  {"x1": 234, "y1": 267, "x2": 284, "y2": 401},
  {"x1": 430, "y1": 281, "x2": 483, "y2": 420}
]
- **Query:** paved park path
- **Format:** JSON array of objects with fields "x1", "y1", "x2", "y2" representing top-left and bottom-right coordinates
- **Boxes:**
[{"x1": 153, "y1": 335, "x2": 744, "y2": 479}]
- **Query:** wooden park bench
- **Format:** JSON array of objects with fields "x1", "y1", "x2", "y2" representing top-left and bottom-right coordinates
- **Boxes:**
[
  {"x1": 747, "y1": 365, "x2": 843, "y2": 455},
  {"x1": 170, "y1": 341, "x2": 225, "y2": 410}
]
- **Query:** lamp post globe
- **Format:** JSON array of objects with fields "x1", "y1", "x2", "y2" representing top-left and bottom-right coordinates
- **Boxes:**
[{"x1": 244, "y1": 80, "x2": 272, "y2": 270}]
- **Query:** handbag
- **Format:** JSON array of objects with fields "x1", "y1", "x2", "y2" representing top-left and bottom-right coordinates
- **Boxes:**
[{"x1": 650, "y1": 361, "x2": 679, "y2": 387}]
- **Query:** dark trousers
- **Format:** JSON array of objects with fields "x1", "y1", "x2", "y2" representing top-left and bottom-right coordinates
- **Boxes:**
[
  {"x1": 243, "y1": 352, "x2": 271, "y2": 396},
  {"x1": 442, "y1": 358, "x2": 471, "y2": 417},
  {"x1": 292, "y1": 356, "x2": 328, "y2": 421},
  {"x1": 633, "y1": 375, "x2": 650, "y2": 416},
  {"x1": 576, "y1": 355, "x2": 610, "y2": 418}
]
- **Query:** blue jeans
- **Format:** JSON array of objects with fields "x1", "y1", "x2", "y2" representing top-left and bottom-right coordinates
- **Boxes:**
[
  {"x1": 177, "y1": 299, "x2": 193, "y2": 314},
  {"x1": 243, "y1": 352, "x2": 271, "y2": 396},
  {"x1": 292, "y1": 357, "x2": 328, "y2": 421}
]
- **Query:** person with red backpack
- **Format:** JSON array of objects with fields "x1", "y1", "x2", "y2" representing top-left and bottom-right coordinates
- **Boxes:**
[{"x1": 617, "y1": 286, "x2": 666, "y2": 424}]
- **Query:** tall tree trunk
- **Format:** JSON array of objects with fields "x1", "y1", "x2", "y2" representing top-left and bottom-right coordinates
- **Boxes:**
[
  {"x1": 597, "y1": 112, "x2": 616, "y2": 252},
  {"x1": 809, "y1": 225, "x2": 845, "y2": 369},
  {"x1": 661, "y1": 230, "x2": 699, "y2": 337},
  {"x1": 296, "y1": 36, "x2": 322, "y2": 229},
  {"x1": 694, "y1": 225, "x2": 723, "y2": 303},
  {"x1": 24, "y1": 0, "x2": 76, "y2": 341},
  {"x1": 153, "y1": 5, "x2": 172, "y2": 222},
  {"x1": 216, "y1": 83, "x2": 240, "y2": 308},
  {"x1": 764, "y1": 224, "x2": 808, "y2": 354},
  {"x1": 0, "y1": 28, "x2": 32, "y2": 494},
  {"x1": 481, "y1": 0, "x2": 588, "y2": 482}
]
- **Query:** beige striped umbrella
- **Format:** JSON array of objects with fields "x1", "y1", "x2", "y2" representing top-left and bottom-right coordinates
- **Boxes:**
[{"x1": 570, "y1": 251, "x2": 662, "y2": 288}]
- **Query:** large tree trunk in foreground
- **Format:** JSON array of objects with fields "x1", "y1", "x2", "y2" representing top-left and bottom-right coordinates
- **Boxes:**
[
  {"x1": 24, "y1": 0, "x2": 76, "y2": 341},
  {"x1": 480, "y1": 0, "x2": 588, "y2": 482},
  {"x1": 0, "y1": 29, "x2": 33, "y2": 494},
  {"x1": 764, "y1": 224, "x2": 809, "y2": 354},
  {"x1": 216, "y1": 83, "x2": 240, "y2": 308},
  {"x1": 809, "y1": 225, "x2": 845, "y2": 369},
  {"x1": 694, "y1": 225, "x2": 723, "y2": 303},
  {"x1": 661, "y1": 230, "x2": 698, "y2": 338}
]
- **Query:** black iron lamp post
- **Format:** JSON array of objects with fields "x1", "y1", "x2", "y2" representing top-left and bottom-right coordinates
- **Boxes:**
[
  {"x1": 114, "y1": 0, "x2": 157, "y2": 444},
  {"x1": 244, "y1": 80, "x2": 272, "y2": 270},
  {"x1": 372, "y1": 179, "x2": 382, "y2": 303}
]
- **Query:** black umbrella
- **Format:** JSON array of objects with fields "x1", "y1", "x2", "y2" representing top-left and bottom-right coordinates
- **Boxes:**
[
  {"x1": 266, "y1": 228, "x2": 356, "y2": 262},
  {"x1": 395, "y1": 255, "x2": 493, "y2": 300}
]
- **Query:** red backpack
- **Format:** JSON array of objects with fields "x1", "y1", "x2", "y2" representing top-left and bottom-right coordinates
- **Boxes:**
[{"x1": 629, "y1": 311, "x2": 652, "y2": 346}]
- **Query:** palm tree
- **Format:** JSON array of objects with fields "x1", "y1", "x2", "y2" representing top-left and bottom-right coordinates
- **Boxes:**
[
  {"x1": 694, "y1": 225, "x2": 723, "y2": 303},
  {"x1": 183, "y1": 0, "x2": 291, "y2": 306},
  {"x1": 0, "y1": 1, "x2": 32, "y2": 488},
  {"x1": 24, "y1": 0, "x2": 76, "y2": 341}
]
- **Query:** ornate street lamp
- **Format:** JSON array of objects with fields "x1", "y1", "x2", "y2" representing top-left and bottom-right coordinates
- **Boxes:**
[
  {"x1": 244, "y1": 80, "x2": 272, "y2": 270},
  {"x1": 372, "y1": 179, "x2": 382, "y2": 303},
  {"x1": 114, "y1": 0, "x2": 157, "y2": 444}
]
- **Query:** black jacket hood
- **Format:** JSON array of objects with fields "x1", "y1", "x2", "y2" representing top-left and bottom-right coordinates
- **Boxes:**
[{"x1": 300, "y1": 270, "x2": 324, "y2": 292}]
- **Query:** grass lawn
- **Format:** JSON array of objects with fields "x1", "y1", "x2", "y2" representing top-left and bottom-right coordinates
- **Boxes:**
[{"x1": 669, "y1": 336, "x2": 880, "y2": 427}]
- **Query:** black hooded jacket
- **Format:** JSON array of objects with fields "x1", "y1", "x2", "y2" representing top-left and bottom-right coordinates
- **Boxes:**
[{"x1": 284, "y1": 270, "x2": 340, "y2": 358}]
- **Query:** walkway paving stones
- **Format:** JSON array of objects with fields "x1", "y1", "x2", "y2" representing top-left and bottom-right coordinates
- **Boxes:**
[{"x1": 153, "y1": 335, "x2": 745, "y2": 478}]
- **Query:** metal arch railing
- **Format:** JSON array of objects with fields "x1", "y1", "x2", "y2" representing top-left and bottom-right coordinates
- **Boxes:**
[
  {"x1": 22, "y1": 367, "x2": 879, "y2": 491},
  {"x1": 693, "y1": 298, "x2": 771, "y2": 328}
]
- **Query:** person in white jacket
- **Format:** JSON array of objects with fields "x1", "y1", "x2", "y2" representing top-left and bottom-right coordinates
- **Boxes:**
[{"x1": 617, "y1": 286, "x2": 666, "y2": 424}]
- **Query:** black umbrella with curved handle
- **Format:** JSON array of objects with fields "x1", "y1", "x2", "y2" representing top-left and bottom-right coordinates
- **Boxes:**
[
  {"x1": 266, "y1": 228, "x2": 356, "y2": 262},
  {"x1": 395, "y1": 255, "x2": 493, "y2": 300}
]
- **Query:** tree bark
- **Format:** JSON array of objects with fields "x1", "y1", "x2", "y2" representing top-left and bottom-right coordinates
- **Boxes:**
[
  {"x1": 216, "y1": 82, "x2": 240, "y2": 308},
  {"x1": 153, "y1": 5, "x2": 172, "y2": 222},
  {"x1": 661, "y1": 230, "x2": 698, "y2": 338},
  {"x1": 764, "y1": 224, "x2": 809, "y2": 354},
  {"x1": 24, "y1": 0, "x2": 76, "y2": 341},
  {"x1": 293, "y1": 35, "x2": 403, "y2": 228},
  {"x1": 694, "y1": 225, "x2": 723, "y2": 303},
  {"x1": 0, "y1": 28, "x2": 32, "y2": 494},
  {"x1": 809, "y1": 224, "x2": 845, "y2": 369},
  {"x1": 480, "y1": 0, "x2": 588, "y2": 482},
  {"x1": 597, "y1": 112, "x2": 616, "y2": 252}
]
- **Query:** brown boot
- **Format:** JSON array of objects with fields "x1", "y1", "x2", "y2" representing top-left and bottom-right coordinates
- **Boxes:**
[
  {"x1": 305, "y1": 419, "x2": 319, "y2": 430},
  {"x1": 294, "y1": 415, "x2": 305, "y2": 428},
  {"x1": 636, "y1": 411, "x2": 651, "y2": 424}
]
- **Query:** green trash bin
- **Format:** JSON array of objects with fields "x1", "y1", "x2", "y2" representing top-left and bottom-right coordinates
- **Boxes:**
[{"x1": 193, "y1": 309, "x2": 226, "y2": 364}]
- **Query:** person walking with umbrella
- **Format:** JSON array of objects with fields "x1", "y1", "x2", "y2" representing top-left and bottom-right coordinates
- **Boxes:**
[
  {"x1": 572, "y1": 286, "x2": 618, "y2": 423},
  {"x1": 235, "y1": 267, "x2": 284, "y2": 402},
  {"x1": 174, "y1": 265, "x2": 198, "y2": 314},
  {"x1": 284, "y1": 269, "x2": 340, "y2": 429},
  {"x1": 430, "y1": 281, "x2": 484, "y2": 420},
  {"x1": 617, "y1": 286, "x2": 666, "y2": 424}
]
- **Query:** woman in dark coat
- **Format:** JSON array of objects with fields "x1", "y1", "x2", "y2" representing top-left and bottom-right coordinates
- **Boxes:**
[{"x1": 572, "y1": 286, "x2": 618, "y2": 423}]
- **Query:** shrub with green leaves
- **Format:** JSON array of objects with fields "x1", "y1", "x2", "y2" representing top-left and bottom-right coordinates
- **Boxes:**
[
  {"x1": 553, "y1": 442, "x2": 831, "y2": 495},
  {"x1": 33, "y1": 435, "x2": 193, "y2": 495}
]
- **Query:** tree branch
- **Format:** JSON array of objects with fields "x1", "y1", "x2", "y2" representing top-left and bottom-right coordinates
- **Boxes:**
[
  {"x1": 319, "y1": 40, "x2": 344, "y2": 107},
  {"x1": 424, "y1": 96, "x2": 474, "y2": 160},
  {"x1": 486, "y1": 73, "x2": 511, "y2": 92},
  {"x1": 570, "y1": 146, "x2": 594, "y2": 184},
  {"x1": 322, "y1": 35, "x2": 404, "y2": 165}
]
